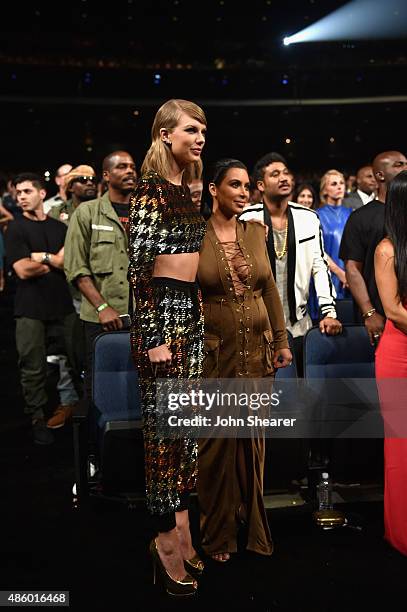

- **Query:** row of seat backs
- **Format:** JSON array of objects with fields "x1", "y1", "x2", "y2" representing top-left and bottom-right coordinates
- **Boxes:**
[
  {"x1": 276, "y1": 324, "x2": 375, "y2": 380},
  {"x1": 92, "y1": 323, "x2": 375, "y2": 423}
]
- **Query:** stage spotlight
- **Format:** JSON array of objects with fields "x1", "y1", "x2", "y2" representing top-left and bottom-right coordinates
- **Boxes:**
[{"x1": 281, "y1": 0, "x2": 407, "y2": 45}]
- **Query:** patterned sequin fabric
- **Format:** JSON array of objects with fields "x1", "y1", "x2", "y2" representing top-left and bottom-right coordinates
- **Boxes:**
[
  {"x1": 129, "y1": 171, "x2": 206, "y2": 349},
  {"x1": 128, "y1": 171, "x2": 206, "y2": 516}
]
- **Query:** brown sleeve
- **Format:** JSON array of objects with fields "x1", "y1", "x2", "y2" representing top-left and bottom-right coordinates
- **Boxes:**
[{"x1": 262, "y1": 247, "x2": 289, "y2": 350}]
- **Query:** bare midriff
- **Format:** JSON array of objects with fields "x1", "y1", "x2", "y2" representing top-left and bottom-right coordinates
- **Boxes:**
[{"x1": 153, "y1": 252, "x2": 200, "y2": 282}]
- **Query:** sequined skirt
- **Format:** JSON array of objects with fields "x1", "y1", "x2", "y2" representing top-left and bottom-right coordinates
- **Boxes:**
[{"x1": 131, "y1": 277, "x2": 203, "y2": 516}]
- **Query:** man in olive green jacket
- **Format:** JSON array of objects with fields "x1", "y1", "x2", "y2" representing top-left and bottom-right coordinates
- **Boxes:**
[{"x1": 64, "y1": 151, "x2": 137, "y2": 443}]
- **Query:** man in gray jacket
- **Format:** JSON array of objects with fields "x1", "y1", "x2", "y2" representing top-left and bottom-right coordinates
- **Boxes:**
[{"x1": 343, "y1": 165, "x2": 377, "y2": 210}]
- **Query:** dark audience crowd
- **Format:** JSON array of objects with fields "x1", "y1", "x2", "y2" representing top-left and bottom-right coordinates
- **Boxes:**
[
  {"x1": 1, "y1": 150, "x2": 405, "y2": 439},
  {"x1": 1, "y1": 145, "x2": 407, "y2": 565}
]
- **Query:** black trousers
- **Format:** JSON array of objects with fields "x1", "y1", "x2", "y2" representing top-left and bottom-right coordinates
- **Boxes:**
[{"x1": 15, "y1": 314, "x2": 77, "y2": 421}]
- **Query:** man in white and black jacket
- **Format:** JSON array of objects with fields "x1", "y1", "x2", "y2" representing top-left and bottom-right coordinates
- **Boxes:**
[{"x1": 240, "y1": 152, "x2": 342, "y2": 373}]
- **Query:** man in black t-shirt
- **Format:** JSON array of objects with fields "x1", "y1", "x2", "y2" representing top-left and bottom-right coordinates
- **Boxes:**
[
  {"x1": 5, "y1": 173, "x2": 74, "y2": 445},
  {"x1": 340, "y1": 150, "x2": 407, "y2": 345}
]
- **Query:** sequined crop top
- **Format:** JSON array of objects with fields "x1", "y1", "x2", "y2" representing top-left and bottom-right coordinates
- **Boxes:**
[
  {"x1": 128, "y1": 171, "x2": 207, "y2": 349},
  {"x1": 129, "y1": 171, "x2": 205, "y2": 260}
]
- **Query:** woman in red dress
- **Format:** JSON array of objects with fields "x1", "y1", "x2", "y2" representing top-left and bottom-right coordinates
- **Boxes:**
[{"x1": 375, "y1": 169, "x2": 407, "y2": 556}]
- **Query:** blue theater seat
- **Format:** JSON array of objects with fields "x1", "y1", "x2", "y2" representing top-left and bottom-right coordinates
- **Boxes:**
[
  {"x1": 302, "y1": 325, "x2": 381, "y2": 486},
  {"x1": 303, "y1": 324, "x2": 375, "y2": 379},
  {"x1": 92, "y1": 331, "x2": 142, "y2": 429},
  {"x1": 73, "y1": 331, "x2": 144, "y2": 504}
]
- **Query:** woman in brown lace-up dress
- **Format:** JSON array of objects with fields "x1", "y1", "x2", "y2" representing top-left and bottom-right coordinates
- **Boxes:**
[{"x1": 197, "y1": 159, "x2": 292, "y2": 561}]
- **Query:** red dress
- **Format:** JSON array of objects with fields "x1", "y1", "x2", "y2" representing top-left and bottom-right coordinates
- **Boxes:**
[{"x1": 375, "y1": 318, "x2": 407, "y2": 556}]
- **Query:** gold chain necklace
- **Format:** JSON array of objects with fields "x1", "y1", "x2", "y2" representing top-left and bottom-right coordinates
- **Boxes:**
[{"x1": 274, "y1": 220, "x2": 288, "y2": 259}]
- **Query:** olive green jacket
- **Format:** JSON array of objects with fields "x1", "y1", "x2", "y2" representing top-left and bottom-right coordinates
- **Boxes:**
[
  {"x1": 48, "y1": 199, "x2": 76, "y2": 225},
  {"x1": 64, "y1": 192, "x2": 129, "y2": 323}
]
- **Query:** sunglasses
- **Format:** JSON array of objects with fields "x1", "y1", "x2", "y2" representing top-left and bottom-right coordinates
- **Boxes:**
[{"x1": 74, "y1": 176, "x2": 97, "y2": 184}]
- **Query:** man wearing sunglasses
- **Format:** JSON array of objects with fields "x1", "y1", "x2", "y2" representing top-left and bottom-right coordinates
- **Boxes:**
[{"x1": 48, "y1": 165, "x2": 97, "y2": 225}]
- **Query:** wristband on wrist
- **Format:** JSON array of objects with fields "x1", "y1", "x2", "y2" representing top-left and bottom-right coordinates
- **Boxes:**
[
  {"x1": 362, "y1": 308, "x2": 376, "y2": 319},
  {"x1": 96, "y1": 302, "x2": 109, "y2": 314},
  {"x1": 42, "y1": 252, "x2": 51, "y2": 264}
]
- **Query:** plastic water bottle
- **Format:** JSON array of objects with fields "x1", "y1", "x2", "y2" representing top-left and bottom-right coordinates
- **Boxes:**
[{"x1": 317, "y1": 472, "x2": 333, "y2": 511}]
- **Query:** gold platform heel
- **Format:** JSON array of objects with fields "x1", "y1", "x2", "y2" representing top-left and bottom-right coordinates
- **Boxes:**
[
  {"x1": 184, "y1": 553, "x2": 205, "y2": 577},
  {"x1": 150, "y1": 539, "x2": 197, "y2": 597}
]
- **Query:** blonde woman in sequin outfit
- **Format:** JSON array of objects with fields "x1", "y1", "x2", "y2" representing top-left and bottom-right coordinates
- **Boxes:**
[
  {"x1": 128, "y1": 99, "x2": 207, "y2": 596},
  {"x1": 197, "y1": 159, "x2": 292, "y2": 562}
]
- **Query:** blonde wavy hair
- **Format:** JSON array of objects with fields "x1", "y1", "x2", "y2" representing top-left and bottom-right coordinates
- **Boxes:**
[
  {"x1": 141, "y1": 99, "x2": 207, "y2": 185},
  {"x1": 319, "y1": 169, "x2": 346, "y2": 205}
]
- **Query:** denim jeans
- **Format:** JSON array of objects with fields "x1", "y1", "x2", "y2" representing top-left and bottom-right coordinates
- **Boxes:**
[{"x1": 56, "y1": 355, "x2": 79, "y2": 405}]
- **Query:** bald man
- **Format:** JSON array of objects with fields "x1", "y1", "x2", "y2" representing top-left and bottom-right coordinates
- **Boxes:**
[
  {"x1": 43, "y1": 163, "x2": 73, "y2": 214},
  {"x1": 343, "y1": 165, "x2": 378, "y2": 210},
  {"x1": 339, "y1": 150, "x2": 407, "y2": 345}
]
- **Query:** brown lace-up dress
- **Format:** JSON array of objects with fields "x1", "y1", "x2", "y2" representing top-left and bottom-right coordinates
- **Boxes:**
[{"x1": 197, "y1": 219, "x2": 288, "y2": 556}]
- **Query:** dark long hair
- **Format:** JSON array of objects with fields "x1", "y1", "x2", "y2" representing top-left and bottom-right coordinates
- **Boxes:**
[
  {"x1": 385, "y1": 170, "x2": 407, "y2": 301},
  {"x1": 209, "y1": 158, "x2": 248, "y2": 186},
  {"x1": 201, "y1": 158, "x2": 248, "y2": 220},
  {"x1": 293, "y1": 182, "x2": 318, "y2": 209}
]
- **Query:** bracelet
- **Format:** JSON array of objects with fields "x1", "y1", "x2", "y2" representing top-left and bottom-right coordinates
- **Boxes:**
[
  {"x1": 147, "y1": 334, "x2": 166, "y2": 349},
  {"x1": 96, "y1": 302, "x2": 109, "y2": 314},
  {"x1": 42, "y1": 252, "x2": 51, "y2": 264},
  {"x1": 362, "y1": 308, "x2": 376, "y2": 319}
]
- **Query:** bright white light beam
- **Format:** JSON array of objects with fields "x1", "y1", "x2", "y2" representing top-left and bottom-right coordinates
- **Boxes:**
[{"x1": 283, "y1": 0, "x2": 407, "y2": 46}]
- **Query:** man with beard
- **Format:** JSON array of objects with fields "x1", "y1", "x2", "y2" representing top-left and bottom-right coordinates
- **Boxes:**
[
  {"x1": 48, "y1": 164, "x2": 97, "y2": 224},
  {"x1": 64, "y1": 151, "x2": 137, "y2": 463}
]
